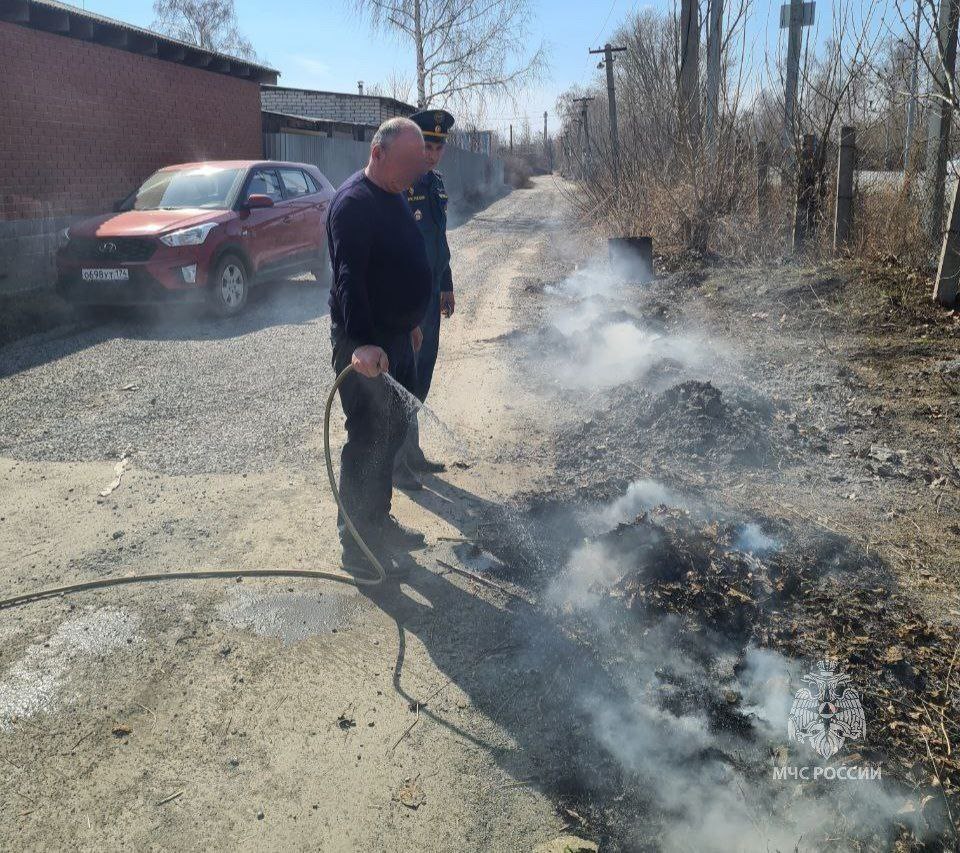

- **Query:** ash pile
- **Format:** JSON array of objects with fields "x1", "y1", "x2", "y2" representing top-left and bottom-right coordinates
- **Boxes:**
[
  {"x1": 588, "y1": 507, "x2": 790, "y2": 640},
  {"x1": 556, "y1": 379, "x2": 783, "y2": 491},
  {"x1": 549, "y1": 505, "x2": 960, "y2": 846}
]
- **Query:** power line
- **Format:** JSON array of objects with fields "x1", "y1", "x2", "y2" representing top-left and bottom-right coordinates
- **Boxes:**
[
  {"x1": 575, "y1": 0, "x2": 621, "y2": 84},
  {"x1": 591, "y1": 0, "x2": 620, "y2": 47}
]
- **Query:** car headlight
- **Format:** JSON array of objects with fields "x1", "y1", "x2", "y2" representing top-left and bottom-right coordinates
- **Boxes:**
[{"x1": 159, "y1": 223, "x2": 217, "y2": 247}]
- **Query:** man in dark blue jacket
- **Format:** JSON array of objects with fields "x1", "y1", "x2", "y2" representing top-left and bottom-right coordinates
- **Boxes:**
[
  {"x1": 394, "y1": 108, "x2": 457, "y2": 490},
  {"x1": 327, "y1": 117, "x2": 432, "y2": 570}
]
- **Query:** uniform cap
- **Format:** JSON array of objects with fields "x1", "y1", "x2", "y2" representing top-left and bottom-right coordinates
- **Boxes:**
[{"x1": 410, "y1": 109, "x2": 455, "y2": 141}]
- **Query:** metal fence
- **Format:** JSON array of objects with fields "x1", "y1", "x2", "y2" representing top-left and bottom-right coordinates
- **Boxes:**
[{"x1": 263, "y1": 132, "x2": 505, "y2": 200}]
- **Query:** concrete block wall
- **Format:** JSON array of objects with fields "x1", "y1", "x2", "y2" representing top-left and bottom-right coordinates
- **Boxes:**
[{"x1": 260, "y1": 86, "x2": 414, "y2": 128}]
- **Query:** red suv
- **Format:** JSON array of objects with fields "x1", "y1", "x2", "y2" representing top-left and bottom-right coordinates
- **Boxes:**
[{"x1": 56, "y1": 160, "x2": 336, "y2": 316}]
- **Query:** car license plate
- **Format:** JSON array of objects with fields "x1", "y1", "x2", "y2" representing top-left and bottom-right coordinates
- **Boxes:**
[{"x1": 82, "y1": 268, "x2": 129, "y2": 282}]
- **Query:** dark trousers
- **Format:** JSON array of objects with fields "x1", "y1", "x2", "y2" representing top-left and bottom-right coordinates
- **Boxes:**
[
  {"x1": 397, "y1": 289, "x2": 441, "y2": 466},
  {"x1": 331, "y1": 323, "x2": 417, "y2": 542},
  {"x1": 414, "y1": 288, "x2": 442, "y2": 402}
]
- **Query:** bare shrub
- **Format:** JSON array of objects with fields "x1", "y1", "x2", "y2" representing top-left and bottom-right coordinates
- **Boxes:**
[
  {"x1": 502, "y1": 154, "x2": 534, "y2": 189},
  {"x1": 556, "y1": 6, "x2": 779, "y2": 261},
  {"x1": 851, "y1": 184, "x2": 929, "y2": 269},
  {"x1": 554, "y1": 0, "x2": 943, "y2": 270}
]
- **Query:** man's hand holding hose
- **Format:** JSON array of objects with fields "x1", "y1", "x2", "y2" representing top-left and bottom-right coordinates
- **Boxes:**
[{"x1": 352, "y1": 345, "x2": 389, "y2": 378}]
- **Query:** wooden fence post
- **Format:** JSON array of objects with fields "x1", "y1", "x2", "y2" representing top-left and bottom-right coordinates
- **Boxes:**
[
  {"x1": 756, "y1": 141, "x2": 769, "y2": 222},
  {"x1": 833, "y1": 126, "x2": 856, "y2": 253},
  {"x1": 792, "y1": 133, "x2": 817, "y2": 251},
  {"x1": 934, "y1": 178, "x2": 960, "y2": 306}
]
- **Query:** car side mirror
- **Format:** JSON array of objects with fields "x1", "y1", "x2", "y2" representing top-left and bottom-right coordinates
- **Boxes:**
[{"x1": 244, "y1": 194, "x2": 275, "y2": 209}]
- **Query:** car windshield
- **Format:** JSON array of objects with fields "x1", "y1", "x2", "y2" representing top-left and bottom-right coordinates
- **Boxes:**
[{"x1": 131, "y1": 166, "x2": 243, "y2": 210}]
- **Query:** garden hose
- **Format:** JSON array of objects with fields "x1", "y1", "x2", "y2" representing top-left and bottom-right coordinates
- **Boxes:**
[{"x1": 0, "y1": 364, "x2": 385, "y2": 611}]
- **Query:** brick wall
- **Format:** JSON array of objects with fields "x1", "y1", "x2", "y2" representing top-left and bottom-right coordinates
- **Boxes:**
[
  {"x1": 261, "y1": 87, "x2": 414, "y2": 127},
  {"x1": 0, "y1": 20, "x2": 264, "y2": 293}
]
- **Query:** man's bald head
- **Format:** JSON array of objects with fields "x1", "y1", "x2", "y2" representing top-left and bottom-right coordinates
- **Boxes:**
[{"x1": 367, "y1": 118, "x2": 426, "y2": 192}]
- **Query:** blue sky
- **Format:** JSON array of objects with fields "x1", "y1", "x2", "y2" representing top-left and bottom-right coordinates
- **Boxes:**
[{"x1": 72, "y1": 0, "x2": 906, "y2": 133}]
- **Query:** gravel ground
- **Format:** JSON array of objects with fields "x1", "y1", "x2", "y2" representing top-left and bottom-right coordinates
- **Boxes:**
[
  {"x1": 0, "y1": 281, "x2": 333, "y2": 475},
  {"x1": 0, "y1": 178, "x2": 602, "y2": 853}
]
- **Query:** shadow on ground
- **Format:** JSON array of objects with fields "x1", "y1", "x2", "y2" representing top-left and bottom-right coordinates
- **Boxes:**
[{"x1": 0, "y1": 279, "x2": 329, "y2": 379}]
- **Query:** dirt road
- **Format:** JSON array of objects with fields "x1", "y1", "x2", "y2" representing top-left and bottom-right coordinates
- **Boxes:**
[
  {"x1": 3, "y1": 175, "x2": 960, "y2": 851},
  {"x1": 0, "y1": 178, "x2": 596, "y2": 851}
]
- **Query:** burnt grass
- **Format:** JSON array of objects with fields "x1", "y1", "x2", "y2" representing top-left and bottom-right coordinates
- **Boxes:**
[{"x1": 471, "y1": 259, "x2": 960, "y2": 850}]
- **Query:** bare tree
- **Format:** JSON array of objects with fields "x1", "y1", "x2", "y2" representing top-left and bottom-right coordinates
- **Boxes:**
[
  {"x1": 367, "y1": 71, "x2": 416, "y2": 105},
  {"x1": 352, "y1": 0, "x2": 546, "y2": 111},
  {"x1": 152, "y1": 0, "x2": 258, "y2": 60}
]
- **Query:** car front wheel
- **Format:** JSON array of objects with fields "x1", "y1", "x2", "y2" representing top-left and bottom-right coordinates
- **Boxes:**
[{"x1": 208, "y1": 254, "x2": 249, "y2": 317}]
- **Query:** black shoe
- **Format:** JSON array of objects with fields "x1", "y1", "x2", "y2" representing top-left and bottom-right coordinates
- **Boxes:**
[
  {"x1": 393, "y1": 460, "x2": 424, "y2": 491},
  {"x1": 375, "y1": 515, "x2": 426, "y2": 550},
  {"x1": 340, "y1": 542, "x2": 379, "y2": 579}
]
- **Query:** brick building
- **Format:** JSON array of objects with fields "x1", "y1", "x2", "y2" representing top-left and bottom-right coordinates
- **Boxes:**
[
  {"x1": 0, "y1": 0, "x2": 278, "y2": 293},
  {"x1": 260, "y1": 85, "x2": 415, "y2": 128}
]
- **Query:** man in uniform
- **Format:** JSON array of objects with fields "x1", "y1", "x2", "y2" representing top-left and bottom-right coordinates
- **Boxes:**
[{"x1": 394, "y1": 108, "x2": 457, "y2": 491}]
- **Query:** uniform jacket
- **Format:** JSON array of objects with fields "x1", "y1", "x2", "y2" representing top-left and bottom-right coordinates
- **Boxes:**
[{"x1": 406, "y1": 170, "x2": 453, "y2": 293}]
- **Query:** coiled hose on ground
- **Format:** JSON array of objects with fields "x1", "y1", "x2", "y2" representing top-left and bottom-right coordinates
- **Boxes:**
[{"x1": 0, "y1": 364, "x2": 386, "y2": 611}]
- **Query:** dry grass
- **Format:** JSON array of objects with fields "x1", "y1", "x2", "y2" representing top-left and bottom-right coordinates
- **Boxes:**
[
  {"x1": 850, "y1": 183, "x2": 932, "y2": 271},
  {"x1": 578, "y1": 155, "x2": 938, "y2": 279}
]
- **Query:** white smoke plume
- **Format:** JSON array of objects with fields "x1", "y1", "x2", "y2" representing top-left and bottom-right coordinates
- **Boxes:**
[
  {"x1": 521, "y1": 259, "x2": 927, "y2": 848},
  {"x1": 540, "y1": 258, "x2": 728, "y2": 392},
  {"x1": 539, "y1": 481, "x2": 926, "y2": 851},
  {"x1": 734, "y1": 522, "x2": 782, "y2": 555},
  {"x1": 580, "y1": 478, "x2": 683, "y2": 535}
]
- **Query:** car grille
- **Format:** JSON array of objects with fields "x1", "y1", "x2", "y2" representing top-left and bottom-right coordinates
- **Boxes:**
[{"x1": 65, "y1": 237, "x2": 157, "y2": 262}]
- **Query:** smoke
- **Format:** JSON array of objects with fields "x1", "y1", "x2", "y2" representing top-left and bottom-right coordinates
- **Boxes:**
[
  {"x1": 734, "y1": 522, "x2": 782, "y2": 555},
  {"x1": 508, "y1": 254, "x2": 925, "y2": 847},
  {"x1": 539, "y1": 258, "x2": 725, "y2": 392},
  {"x1": 545, "y1": 540, "x2": 624, "y2": 612},
  {"x1": 537, "y1": 479, "x2": 925, "y2": 850},
  {"x1": 580, "y1": 477, "x2": 683, "y2": 534}
]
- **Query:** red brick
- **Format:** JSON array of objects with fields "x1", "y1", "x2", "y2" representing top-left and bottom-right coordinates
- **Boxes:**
[{"x1": 0, "y1": 20, "x2": 262, "y2": 220}]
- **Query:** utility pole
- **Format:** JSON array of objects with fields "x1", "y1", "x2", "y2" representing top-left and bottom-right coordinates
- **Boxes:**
[
  {"x1": 679, "y1": 0, "x2": 701, "y2": 148},
  {"x1": 589, "y1": 43, "x2": 627, "y2": 189},
  {"x1": 780, "y1": 0, "x2": 815, "y2": 165},
  {"x1": 705, "y1": 0, "x2": 724, "y2": 156},
  {"x1": 543, "y1": 110, "x2": 551, "y2": 170},
  {"x1": 509, "y1": 123, "x2": 513, "y2": 153},
  {"x1": 926, "y1": 0, "x2": 960, "y2": 244},
  {"x1": 572, "y1": 97, "x2": 595, "y2": 178},
  {"x1": 904, "y1": 0, "x2": 921, "y2": 177}
]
